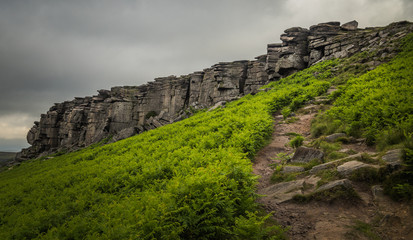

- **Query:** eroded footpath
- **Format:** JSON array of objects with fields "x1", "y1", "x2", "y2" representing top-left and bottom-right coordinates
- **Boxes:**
[{"x1": 253, "y1": 95, "x2": 413, "y2": 240}]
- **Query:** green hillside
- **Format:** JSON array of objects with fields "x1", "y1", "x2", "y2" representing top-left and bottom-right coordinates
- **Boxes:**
[{"x1": 0, "y1": 33, "x2": 412, "y2": 239}]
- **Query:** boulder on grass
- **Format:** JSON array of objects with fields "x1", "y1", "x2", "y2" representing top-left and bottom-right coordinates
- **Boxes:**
[{"x1": 291, "y1": 146, "x2": 324, "y2": 163}]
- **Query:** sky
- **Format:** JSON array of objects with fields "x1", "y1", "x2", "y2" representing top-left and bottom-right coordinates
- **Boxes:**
[{"x1": 0, "y1": 0, "x2": 412, "y2": 152}]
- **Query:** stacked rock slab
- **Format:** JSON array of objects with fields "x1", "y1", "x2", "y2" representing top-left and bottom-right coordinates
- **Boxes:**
[{"x1": 21, "y1": 20, "x2": 413, "y2": 159}]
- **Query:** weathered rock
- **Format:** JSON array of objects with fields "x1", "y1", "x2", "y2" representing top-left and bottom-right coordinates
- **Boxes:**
[
  {"x1": 316, "y1": 179, "x2": 353, "y2": 192},
  {"x1": 382, "y1": 149, "x2": 403, "y2": 172},
  {"x1": 282, "y1": 166, "x2": 305, "y2": 173},
  {"x1": 337, "y1": 160, "x2": 379, "y2": 177},
  {"x1": 111, "y1": 127, "x2": 136, "y2": 142},
  {"x1": 208, "y1": 101, "x2": 226, "y2": 112},
  {"x1": 382, "y1": 149, "x2": 403, "y2": 163},
  {"x1": 291, "y1": 146, "x2": 324, "y2": 163},
  {"x1": 341, "y1": 20, "x2": 358, "y2": 31},
  {"x1": 21, "y1": 20, "x2": 413, "y2": 159},
  {"x1": 309, "y1": 159, "x2": 342, "y2": 174},
  {"x1": 262, "y1": 179, "x2": 305, "y2": 203},
  {"x1": 325, "y1": 133, "x2": 346, "y2": 142}
]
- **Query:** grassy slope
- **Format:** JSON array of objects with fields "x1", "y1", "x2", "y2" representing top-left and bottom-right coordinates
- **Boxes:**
[
  {"x1": 0, "y1": 33, "x2": 411, "y2": 239},
  {"x1": 312, "y1": 33, "x2": 413, "y2": 147},
  {"x1": 0, "y1": 62, "x2": 332, "y2": 239}
]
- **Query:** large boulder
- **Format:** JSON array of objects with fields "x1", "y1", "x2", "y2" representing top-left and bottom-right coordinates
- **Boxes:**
[
  {"x1": 291, "y1": 146, "x2": 324, "y2": 163},
  {"x1": 341, "y1": 20, "x2": 358, "y2": 31}
]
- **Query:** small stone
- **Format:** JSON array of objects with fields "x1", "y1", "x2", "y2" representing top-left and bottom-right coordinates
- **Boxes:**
[{"x1": 371, "y1": 185, "x2": 384, "y2": 200}]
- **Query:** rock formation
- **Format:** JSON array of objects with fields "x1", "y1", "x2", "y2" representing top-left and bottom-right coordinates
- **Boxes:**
[{"x1": 21, "y1": 20, "x2": 413, "y2": 159}]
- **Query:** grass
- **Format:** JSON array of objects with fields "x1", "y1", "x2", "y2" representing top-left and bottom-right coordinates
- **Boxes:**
[
  {"x1": 316, "y1": 169, "x2": 340, "y2": 188},
  {"x1": 345, "y1": 220, "x2": 381, "y2": 240},
  {"x1": 289, "y1": 135, "x2": 304, "y2": 148}
]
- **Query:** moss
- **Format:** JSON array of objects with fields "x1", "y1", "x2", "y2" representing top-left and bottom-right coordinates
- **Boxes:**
[
  {"x1": 316, "y1": 169, "x2": 340, "y2": 188},
  {"x1": 349, "y1": 167, "x2": 383, "y2": 184}
]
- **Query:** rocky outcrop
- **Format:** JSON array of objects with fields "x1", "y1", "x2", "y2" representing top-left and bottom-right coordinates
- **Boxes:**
[{"x1": 21, "y1": 20, "x2": 413, "y2": 159}]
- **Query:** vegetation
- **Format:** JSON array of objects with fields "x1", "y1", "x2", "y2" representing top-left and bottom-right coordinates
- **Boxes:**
[
  {"x1": 345, "y1": 220, "x2": 381, "y2": 240},
  {"x1": 0, "y1": 58, "x2": 334, "y2": 239},
  {"x1": 289, "y1": 135, "x2": 304, "y2": 148},
  {"x1": 311, "y1": 33, "x2": 413, "y2": 147},
  {"x1": 145, "y1": 110, "x2": 158, "y2": 119},
  {"x1": 0, "y1": 28, "x2": 412, "y2": 239},
  {"x1": 292, "y1": 184, "x2": 360, "y2": 203},
  {"x1": 311, "y1": 33, "x2": 413, "y2": 201}
]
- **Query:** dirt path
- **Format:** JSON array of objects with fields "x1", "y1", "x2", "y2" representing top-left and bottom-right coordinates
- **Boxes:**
[
  {"x1": 253, "y1": 112, "x2": 315, "y2": 190},
  {"x1": 252, "y1": 104, "x2": 413, "y2": 240}
]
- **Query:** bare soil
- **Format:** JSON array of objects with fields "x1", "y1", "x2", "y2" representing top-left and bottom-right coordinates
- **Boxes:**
[{"x1": 253, "y1": 105, "x2": 413, "y2": 240}]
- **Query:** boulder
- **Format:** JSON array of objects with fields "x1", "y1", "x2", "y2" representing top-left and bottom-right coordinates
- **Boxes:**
[
  {"x1": 316, "y1": 179, "x2": 353, "y2": 192},
  {"x1": 341, "y1": 20, "x2": 358, "y2": 31},
  {"x1": 291, "y1": 146, "x2": 324, "y2": 163},
  {"x1": 382, "y1": 149, "x2": 403, "y2": 163},
  {"x1": 325, "y1": 133, "x2": 346, "y2": 142},
  {"x1": 382, "y1": 149, "x2": 403, "y2": 172},
  {"x1": 309, "y1": 159, "x2": 343, "y2": 174},
  {"x1": 261, "y1": 179, "x2": 305, "y2": 203},
  {"x1": 337, "y1": 160, "x2": 378, "y2": 177}
]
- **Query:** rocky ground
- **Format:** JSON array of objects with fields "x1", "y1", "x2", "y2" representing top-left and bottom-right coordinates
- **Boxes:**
[{"x1": 253, "y1": 90, "x2": 413, "y2": 240}]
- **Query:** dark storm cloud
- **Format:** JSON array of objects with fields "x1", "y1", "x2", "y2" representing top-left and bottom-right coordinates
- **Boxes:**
[{"x1": 0, "y1": 0, "x2": 412, "y2": 151}]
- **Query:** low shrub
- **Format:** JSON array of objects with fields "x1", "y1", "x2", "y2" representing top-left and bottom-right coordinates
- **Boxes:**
[{"x1": 289, "y1": 135, "x2": 304, "y2": 148}]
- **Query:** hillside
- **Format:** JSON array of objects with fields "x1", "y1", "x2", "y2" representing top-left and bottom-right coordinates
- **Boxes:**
[
  {"x1": 0, "y1": 22, "x2": 412, "y2": 239},
  {"x1": 20, "y1": 20, "x2": 412, "y2": 160}
]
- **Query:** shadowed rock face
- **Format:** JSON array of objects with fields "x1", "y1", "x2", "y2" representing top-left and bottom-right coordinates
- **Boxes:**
[{"x1": 21, "y1": 20, "x2": 413, "y2": 159}]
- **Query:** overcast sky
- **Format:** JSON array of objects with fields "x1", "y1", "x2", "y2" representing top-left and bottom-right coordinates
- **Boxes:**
[{"x1": 0, "y1": 0, "x2": 412, "y2": 152}]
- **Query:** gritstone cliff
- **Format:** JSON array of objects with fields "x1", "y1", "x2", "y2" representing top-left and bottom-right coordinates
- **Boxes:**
[{"x1": 20, "y1": 20, "x2": 413, "y2": 159}]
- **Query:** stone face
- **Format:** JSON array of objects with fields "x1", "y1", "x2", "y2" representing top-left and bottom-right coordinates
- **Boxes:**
[
  {"x1": 291, "y1": 146, "x2": 324, "y2": 163},
  {"x1": 20, "y1": 20, "x2": 413, "y2": 159}
]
